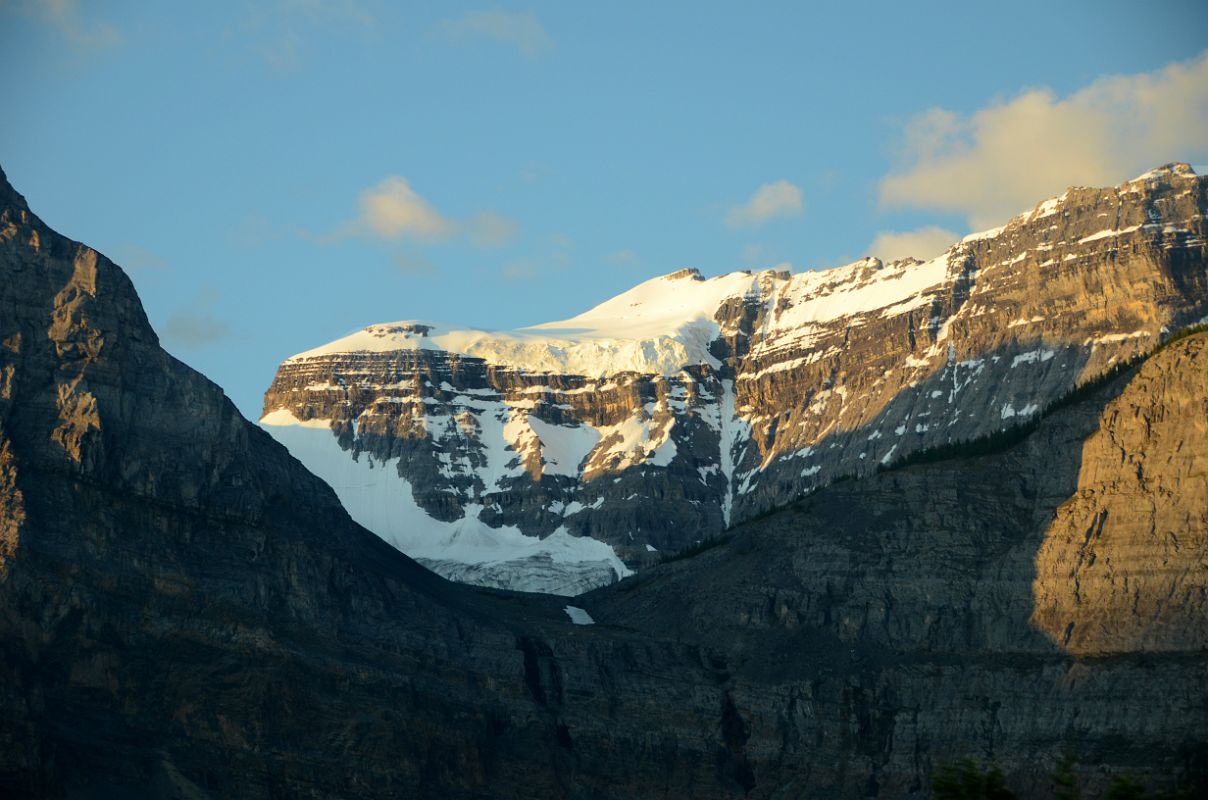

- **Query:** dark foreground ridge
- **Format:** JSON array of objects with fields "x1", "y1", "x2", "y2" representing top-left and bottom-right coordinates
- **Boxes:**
[{"x1": 1, "y1": 166, "x2": 1206, "y2": 798}]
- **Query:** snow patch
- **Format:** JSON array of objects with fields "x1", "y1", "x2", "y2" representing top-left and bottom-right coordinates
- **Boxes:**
[
  {"x1": 563, "y1": 606, "x2": 595, "y2": 625},
  {"x1": 259, "y1": 412, "x2": 631, "y2": 594},
  {"x1": 1085, "y1": 330, "x2": 1151, "y2": 346},
  {"x1": 718, "y1": 379, "x2": 748, "y2": 526},
  {"x1": 260, "y1": 408, "x2": 332, "y2": 429},
  {"x1": 1078, "y1": 225, "x2": 1142, "y2": 244},
  {"x1": 1029, "y1": 192, "x2": 1068, "y2": 220},
  {"x1": 592, "y1": 411, "x2": 677, "y2": 470},
  {"x1": 1011, "y1": 349, "x2": 1056, "y2": 368},
  {"x1": 962, "y1": 225, "x2": 1005, "y2": 243},
  {"x1": 1001, "y1": 403, "x2": 1041, "y2": 420},
  {"x1": 527, "y1": 416, "x2": 600, "y2": 477}
]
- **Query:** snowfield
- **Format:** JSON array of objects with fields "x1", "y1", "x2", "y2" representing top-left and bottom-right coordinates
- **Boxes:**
[{"x1": 286, "y1": 254, "x2": 964, "y2": 377}]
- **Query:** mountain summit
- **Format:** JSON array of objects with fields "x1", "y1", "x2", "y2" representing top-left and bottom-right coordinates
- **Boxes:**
[
  {"x1": 2, "y1": 164, "x2": 1206, "y2": 797},
  {"x1": 261, "y1": 165, "x2": 1208, "y2": 594}
]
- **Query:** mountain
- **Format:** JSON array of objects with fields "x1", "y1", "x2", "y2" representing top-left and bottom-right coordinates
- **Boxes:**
[
  {"x1": 1, "y1": 165, "x2": 1205, "y2": 797},
  {"x1": 585, "y1": 323, "x2": 1208, "y2": 797},
  {"x1": 262, "y1": 164, "x2": 1208, "y2": 593}
]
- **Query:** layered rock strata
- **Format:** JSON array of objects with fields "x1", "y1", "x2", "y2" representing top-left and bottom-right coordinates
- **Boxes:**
[
  {"x1": 587, "y1": 330, "x2": 1208, "y2": 798},
  {"x1": 0, "y1": 167, "x2": 1205, "y2": 797},
  {"x1": 263, "y1": 164, "x2": 1208, "y2": 591}
]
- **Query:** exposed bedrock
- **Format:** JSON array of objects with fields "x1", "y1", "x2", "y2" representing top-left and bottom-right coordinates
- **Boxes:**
[
  {"x1": 0, "y1": 166, "x2": 1205, "y2": 797},
  {"x1": 263, "y1": 165, "x2": 1208, "y2": 590}
]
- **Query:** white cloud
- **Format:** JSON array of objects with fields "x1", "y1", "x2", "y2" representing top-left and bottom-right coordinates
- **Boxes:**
[
  {"x1": 866, "y1": 226, "x2": 959, "y2": 262},
  {"x1": 725, "y1": 180, "x2": 804, "y2": 228},
  {"x1": 880, "y1": 51, "x2": 1208, "y2": 229},
  {"x1": 440, "y1": 10, "x2": 551, "y2": 57},
  {"x1": 467, "y1": 211, "x2": 519, "y2": 249},
  {"x1": 321, "y1": 177, "x2": 519, "y2": 262},
  {"x1": 358, "y1": 176, "x2": 452, "y2": 242}
]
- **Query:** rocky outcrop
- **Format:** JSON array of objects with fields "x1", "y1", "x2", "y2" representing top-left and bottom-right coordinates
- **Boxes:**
[
  {"x1": 1030, "y1": 333, "x2": 1208, "y2": 654},
  {"x1": 262, "y1": 164, "x2": 1208, "y2": 591},
  {"x1": 1, "y1": 165, "x2": 1205, "y2": 798},
  {"x1": 586, "y1": 331, "x2": 1208, "y2": 798}
]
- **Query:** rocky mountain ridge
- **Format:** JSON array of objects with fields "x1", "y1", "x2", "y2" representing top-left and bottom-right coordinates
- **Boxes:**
[
  {"x1": 1, "y1": 164, "x2": 1205, "y2": 798},
  {"x1": 263, "y1": 164, "x2": 1208, "y2": 593}
]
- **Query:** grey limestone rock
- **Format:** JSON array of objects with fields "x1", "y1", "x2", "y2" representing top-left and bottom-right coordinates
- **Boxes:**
[
  {"x1": 1, "y1": 165, "x2": 1205, "y2": 798},
  {"x1": 263, "y1": 164, "x2": 1208, "y2": 591}
]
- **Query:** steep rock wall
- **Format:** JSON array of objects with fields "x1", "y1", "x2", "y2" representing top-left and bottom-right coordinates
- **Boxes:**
[
  {"x1": 1, "y1": 168, "x2": 1205, "y2": 798},
  {"x1": 263, "y1": 165, "x2": 1208, "y2": 591}
]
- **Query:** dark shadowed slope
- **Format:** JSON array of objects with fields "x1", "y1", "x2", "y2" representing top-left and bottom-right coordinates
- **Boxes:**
[
  {"x1": 586, "y1": 330, "x2": 1208, "y2": 796},
  {"x1": 1, "y1": 166, "x2": 1206, "y2": 799},
  {"x1": 0, "y1": 165, "x2": 719, "y2": 798}
]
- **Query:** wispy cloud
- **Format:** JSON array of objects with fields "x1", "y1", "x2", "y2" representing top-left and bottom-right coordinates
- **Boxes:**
[
  {"x1": 161, "y1": 290, "x2": 230, "y2": 348},
  {"x1": 606, "y1": 248, "x2": 639, "y2": 267},
  {"x1": 501, "y1": 259, "x2": 538, "y2": 281},
  {"x1": 2, "y1": 0, "x2": 121, "y2": 49},
  {"x1": 467, "y1": 211, "x2": 519, "y2": 249},
  {"x1": 260, "y1": 29, "x2": 305, "y2": 73},
  {"x1": 393, "y1": 251, "x2": 434, "y2": 275},
  {"x1": 228, "y1": 213, "x2": 300, "y2": 249},
  {"x1": 233, "y1": 0, "x2": 377, "y2": 74},
  {"x1": 110, "y1": 243, "x2": 170, "y2": 274},
  {"x1": 866, "y1": 226, "x2": 959, "y2": 263},
  {"x1": 162, "y1": 311, "x2": 230, "y2": 347},
  {"x1": 725, "y1": 180, "x2": 804, "y2": 229},
  {"x1": 438, "y1": 10, "x2": 551, "y2": 57},
  {"x1": 500, "y1": 233, "x2": 572, "y2": 281},
  {"x1": 879, "y1": 51, "x2": 1208, "y2": 229},
  {"x1": 738, "y1": 242, "x2": 785, "y2": 269}
]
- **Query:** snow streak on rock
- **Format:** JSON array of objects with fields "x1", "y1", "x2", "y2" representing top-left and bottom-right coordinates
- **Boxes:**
[{"x1": 263, "y1": 165, "x2": 1208, "y2": 593}]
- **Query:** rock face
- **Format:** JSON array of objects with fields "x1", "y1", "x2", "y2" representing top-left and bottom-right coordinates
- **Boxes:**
[
  {"x1": 262, "y1": 164, "x2": 1208, "y2": 592},
  {"x1": 1, "y1": 166, "x2": 1206, "y2": 799},
  {"x1": 0, "y1": 164, "x2": 722, "y2": 798},
  {"x1": 1030, "y1": 333, "x2": 1208, "y2": 654},
  {"x1": 586, "y1": 331, "x2": 1208, "y2": 798}
]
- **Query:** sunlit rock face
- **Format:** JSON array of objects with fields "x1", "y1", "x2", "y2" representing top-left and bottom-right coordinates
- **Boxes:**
[
  {"x1": 582, "y1": 330, "x2": 1208, "y2": 798},
  {"x1": 1030, "y1": 332, "x2": 1208, "y2": 654},
  {"x1": 2, "y1": 164, "x2": 1206, "y2": 798},
  {"x1": 262, "y1": 164, "x2": 1208, "y2": 592}
]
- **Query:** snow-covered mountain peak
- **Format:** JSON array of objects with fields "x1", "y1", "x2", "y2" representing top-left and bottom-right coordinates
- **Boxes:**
[
  {"x1": 1128, "y1": 162, "x2": 1197, "y2": 183},
  {"x1": 664, "y1": 267, "x2": 706, "y2": 281},
  {"x1": 285, "y1": 254, "x2": 964, "y2": 379},
  {"x1": 263, "y1": 165, "x2": 1208, "y2": 595},
  {"x1": 286, "y1": 267, "x2": 800, "y2": 377},
  {"x1": 528, "y1": 268, "x2": 781, "y2": 342}
]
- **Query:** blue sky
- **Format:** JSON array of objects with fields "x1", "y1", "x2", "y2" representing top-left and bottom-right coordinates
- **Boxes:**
[{"x1": 2, "y1": 1, "x2": 1207, "y2": 418}]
